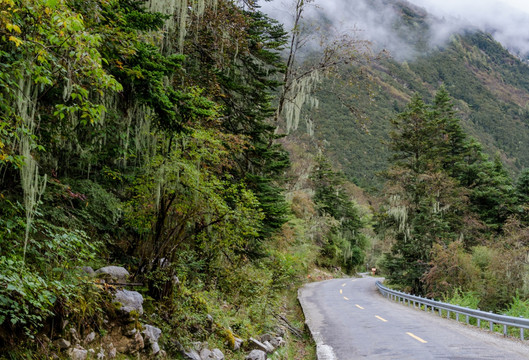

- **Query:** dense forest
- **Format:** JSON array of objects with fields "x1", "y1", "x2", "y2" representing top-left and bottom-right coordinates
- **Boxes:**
[{"x1": 3, "y1": 0, "x2": 529, "y2": 358}]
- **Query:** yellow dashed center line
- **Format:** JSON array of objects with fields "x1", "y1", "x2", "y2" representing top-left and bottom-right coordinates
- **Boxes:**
[
  {"x1": 355, "y1": 304, "x2": 364, "y2": 309},
  {"x1": 406, "y1": 332, "x2": 427, "y2": 343},
  {"x1": 342, "y1": 283, "x2": 346, "y2": 287},
  {"x1": 343, "y1": 296, "x2": 349, "y2": 301},
  {"x1": 340, "y1": 289, "x2": 343, "y2": 294},
  {"x1": 375, "y1": 315, "x2": 388, "y2": 322}
]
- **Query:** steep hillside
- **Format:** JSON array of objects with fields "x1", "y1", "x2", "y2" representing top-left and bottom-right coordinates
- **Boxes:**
[{"x1": 301, "y1": 0, "x2": 529, "y2": 187}]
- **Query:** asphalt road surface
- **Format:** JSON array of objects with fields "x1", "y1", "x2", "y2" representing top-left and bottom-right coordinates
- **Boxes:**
[{"x1": 298, "y1": 276, "x2": 529, "y2": 359}]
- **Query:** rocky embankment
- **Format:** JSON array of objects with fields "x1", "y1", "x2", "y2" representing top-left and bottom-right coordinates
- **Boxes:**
[{"x1": 49, "y1": 265, "x2": 287, "y2": 360}]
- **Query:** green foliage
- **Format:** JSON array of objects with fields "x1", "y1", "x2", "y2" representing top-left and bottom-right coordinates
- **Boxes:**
[
  {"x1": 0, "y1": 0, "x2": 316, "y2": 355},
  {"x1": 0, "y1": 257, "x2": 56, "y2": 337},
  {"x1": 381, "y1": 87, "x2": 518, "y2": 294},
  {"x1": 311, "y1": 155, "x2": 369, "y2": 272},
  {"x1": 445, "y1": 288, "x2": 480, "y2": 310},
  {"x1": 0, "y1": 223, "x2": 102, "y2": 342}
]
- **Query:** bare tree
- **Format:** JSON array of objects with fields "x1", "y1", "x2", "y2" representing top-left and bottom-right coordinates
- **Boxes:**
[{"x1": 273, "y1": 0, "x2": 372, "y2": 134}]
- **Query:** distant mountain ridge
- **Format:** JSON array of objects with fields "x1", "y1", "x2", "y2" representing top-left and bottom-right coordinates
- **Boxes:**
[{"x1": 299, "y1": 0, "x2": 529, "y2": 187}]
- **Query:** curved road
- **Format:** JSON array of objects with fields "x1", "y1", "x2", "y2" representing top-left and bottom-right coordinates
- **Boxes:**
[{"x1": 298, "y1": 276, "x2": 529, "y2": 359}]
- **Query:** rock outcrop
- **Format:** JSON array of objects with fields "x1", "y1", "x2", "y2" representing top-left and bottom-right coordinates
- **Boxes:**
[
  {"x1": 95, "y1": 266, "x2": 130, "y2": 283},
  {"x1": 113, "y1": 289, "x2": 143, "y2": 315}
]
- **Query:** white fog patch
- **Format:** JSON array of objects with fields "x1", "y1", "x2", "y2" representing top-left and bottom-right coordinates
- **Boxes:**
[{"x1": 258, "y1": 0, "x2": 529, "y2": 59}]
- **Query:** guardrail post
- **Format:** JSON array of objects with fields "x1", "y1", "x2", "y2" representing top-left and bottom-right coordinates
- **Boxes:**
[
  {"x1": 520, "y1": 317, "x2": 525, "y2": 340},
  {"x1": 456, "y1": 313, "x2": 459, "y2": 322},
  {"x1": 447, "y1": 310, "x2": 450, "y2": 319},
  {"x1": 489, "y1": 312, "x2": 494, "y2": 332},
  {"x1": 477, "y1": 309, "x2": 480, "y2": 328},
  {"x1": 466, "y1": 315, "x2": 469, "y2": 324},
  {"x1": 503, "y1": 324, "x2": 507, "y2": 336},
  {"x1": 438, "y1": 308, "x2": 441, "y2": 316}
]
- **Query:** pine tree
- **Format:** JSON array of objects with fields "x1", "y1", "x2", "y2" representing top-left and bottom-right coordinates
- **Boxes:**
[
  {"x1": 382, "y1": 90, "x2": 471, "y2": 293},
  {"x1": 311, "y1": 155, "x2": 368, "y2": 272}
]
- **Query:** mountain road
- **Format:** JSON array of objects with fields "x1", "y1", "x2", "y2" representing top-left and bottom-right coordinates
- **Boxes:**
[{"x1": 298, "y1": 276, "x2": 529, "y2": 359}]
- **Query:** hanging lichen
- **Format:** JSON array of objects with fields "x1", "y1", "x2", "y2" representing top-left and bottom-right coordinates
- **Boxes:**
[
  {"x1": 16, "y1": 75, "x2": 47, "y2": 263},
  {"x1": 387, "y1": 194, "x2": 410, "y2": 243},
  {"x1": 146, "y1": 0, "x2": 218, "y2": 53},
  {"x1": 282, "y1": 70, "x2": 322, "y2": 134}
]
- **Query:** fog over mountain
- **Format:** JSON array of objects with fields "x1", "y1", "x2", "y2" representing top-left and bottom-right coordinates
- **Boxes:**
[{"x1": 259, "y1": 0, "x2": 529, "y2": 60}]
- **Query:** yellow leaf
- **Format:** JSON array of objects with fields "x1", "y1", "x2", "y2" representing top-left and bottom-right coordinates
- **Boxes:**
[
  {"x1": 8, "y1": 35, "x2": 22, "y2": 47},
  {"x1": 11, "y1": 24, "x2": 20, "y2": 33}
]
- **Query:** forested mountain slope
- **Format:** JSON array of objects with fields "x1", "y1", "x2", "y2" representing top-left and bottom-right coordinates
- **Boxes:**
[{"x1": 304, "y1": 0, "x2": 529, "y2": 187}]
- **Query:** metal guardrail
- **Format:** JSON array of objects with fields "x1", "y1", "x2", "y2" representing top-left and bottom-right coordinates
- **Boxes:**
[{"x1": 375, "y1": 281, "x2": 529, "y2": 340}]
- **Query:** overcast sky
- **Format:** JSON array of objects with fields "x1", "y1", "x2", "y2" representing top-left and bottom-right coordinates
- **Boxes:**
[{"x1": 258, "y1": 0, "x2": 529, "y2": 59}]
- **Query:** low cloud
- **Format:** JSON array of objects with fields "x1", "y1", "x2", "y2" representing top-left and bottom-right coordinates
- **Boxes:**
[
  {"x1": 409, "y1": 0, "x2": 529, "y2": 57},
  {"x1": 258, "y1": 0, "x2": 529, "y2": 60}
]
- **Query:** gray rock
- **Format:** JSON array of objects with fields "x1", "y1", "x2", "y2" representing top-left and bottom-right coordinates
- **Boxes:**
[
  {"x1": 107, "y1": 343, "x2": 116, "y2": 359},
  {"x1": 142, "y1": 324, "x2": 162, "y2": 343},
  {"x1": 84, "y1": 331, "x2": 96, "y2": 344},
  {"x1": 260, "y1": 334, "x2": 272, "y2": 343},
  {"x1": 97, "y1": 347, "x2": 105, "y2": 359},
  {"x1": 233, "y1": 337, "x2": 243, "y2": 351},
  {"x1": 133, "y1": 331, "x2": 145, "y2": 352},
  {"x1": 200, "y1": 348, "x2": 224, "y2": 360},
  {"x1": 95, "y1": 266, "x2": 130, "y2": 283},
  {"x1": 200, "y1": 349, "x2": 213, "y2": 359},
  {"x1": 113, "y1": 289, "x2": 143, "y2": 315},
  {"x1": 55, "y1": 338, "x2": 71, "y2": 350},
  {"x1": 68, "y1": 345, "x2": 88, "y2": 360},
  {"x1": 183, "y1": 350, "x2": 201, "y2": 360},
  {"x1": 246, "y1": 350, "x2": 267, "y2": 360},
  {"x1": 80, "y1": 266, "x2": 95, "y2": 276},
  {"x1": 88, "y1": 349, "x2": 95, "y2": 356},
  {"x1": 275, "y1": 327, "x2": 286, "y2": 337},
  {"x1": 262, "y1": 341, "x2": 275, "y2": 353},
  {"x1": 69, "y1": 328, "x2": 80, "y2": 343},
  {"x1": 248, "y1": 338, "x2": 273, "y2": 353},
  {"x1": 269, "y1": 336, "x2": 285, "y2": 348},
  {"x1": 211, "y1": 349, "x2": 225, "y2": 360},
  {"x1": 192, "y1": 341, "x2": 203, "y2": 351},
  {"x1": 151, "y1": 341, "x2": 160, "y2": 355},
  {"x1": 142, "y1": 324, "x2": 162, "y2": 354}
]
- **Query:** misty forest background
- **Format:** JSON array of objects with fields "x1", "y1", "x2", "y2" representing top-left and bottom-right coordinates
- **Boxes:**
[{"x1": 3, "y1": 0, "x2": 529, "y2": 358}]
